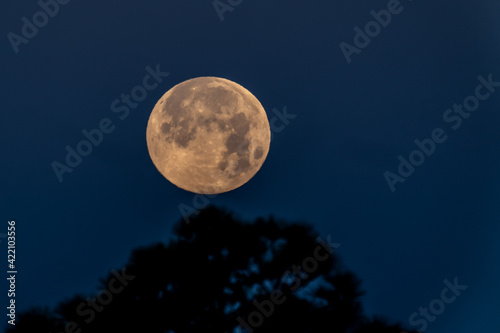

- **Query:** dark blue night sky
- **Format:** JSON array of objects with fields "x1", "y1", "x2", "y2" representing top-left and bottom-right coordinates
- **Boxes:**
[{"x1": 2, "y1": 0, "x2": 500, "y2": 332}]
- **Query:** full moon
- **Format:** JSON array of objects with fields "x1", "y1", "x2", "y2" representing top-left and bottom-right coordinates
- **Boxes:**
[{"x1": 146, "y1": 77, "x2": 271, "y2": 194}]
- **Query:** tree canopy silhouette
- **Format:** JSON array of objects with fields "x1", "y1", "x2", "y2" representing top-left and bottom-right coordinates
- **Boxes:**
[{"x1": 9, "y1": 206, "x2": 418, "y2": 333}]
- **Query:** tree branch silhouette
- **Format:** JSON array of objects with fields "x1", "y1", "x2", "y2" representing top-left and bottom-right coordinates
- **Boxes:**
[{"x1": 7, "y1": 206, "x2": 419, "y2": 333}]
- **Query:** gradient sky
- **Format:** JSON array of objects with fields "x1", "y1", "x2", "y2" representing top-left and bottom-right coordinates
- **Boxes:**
[{"x1": 2, "y1": 0, "x2": 500, "y2": 332}]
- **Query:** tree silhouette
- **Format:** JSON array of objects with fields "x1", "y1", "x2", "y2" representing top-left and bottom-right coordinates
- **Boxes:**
[{"x1": 8, "y1": 206, "x2": 418, "y2": 333}]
